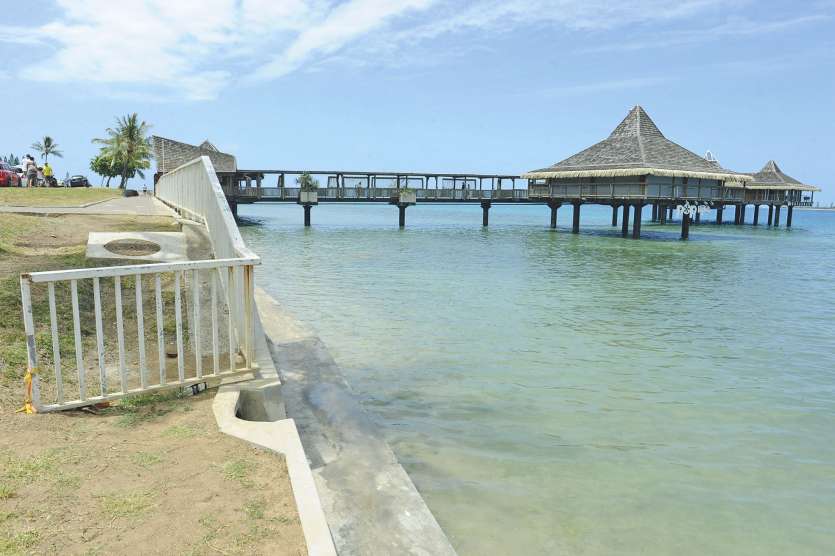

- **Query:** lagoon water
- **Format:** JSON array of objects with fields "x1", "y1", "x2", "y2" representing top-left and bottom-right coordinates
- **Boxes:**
[{"x1": 241, "y1": 203, "x2": 835, "y2": 555}]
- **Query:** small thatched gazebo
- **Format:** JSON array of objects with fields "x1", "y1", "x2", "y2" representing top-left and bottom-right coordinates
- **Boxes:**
[
  {"x1": 744, "y1": 160, "x2": 820, "y2": 227},
  {"x1": 523, "y1": 106, "x2": 752, "y2": 239}
]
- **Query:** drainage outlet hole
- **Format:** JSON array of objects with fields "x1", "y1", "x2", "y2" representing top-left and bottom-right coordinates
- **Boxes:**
[{"x1": 104, "y1": 238, "x2": 161, "y2": 256}]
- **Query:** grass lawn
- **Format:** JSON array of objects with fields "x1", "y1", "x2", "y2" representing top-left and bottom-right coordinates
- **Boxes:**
[
  {"x1": 0, "y1": 213, "x2": 307, "y2": 555},
  {"x1": 0, "y1": 187, "x2": 121, "y2": 207}
]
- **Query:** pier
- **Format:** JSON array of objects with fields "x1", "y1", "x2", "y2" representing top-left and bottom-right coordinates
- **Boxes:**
[{"x1": 152, "y1": 108, "x2": 819, "y2": 239}]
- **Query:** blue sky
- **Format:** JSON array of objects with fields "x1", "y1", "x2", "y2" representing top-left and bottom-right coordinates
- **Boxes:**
[{"x1": 2, "y1": 0, "x2": 834, "y2": 201}]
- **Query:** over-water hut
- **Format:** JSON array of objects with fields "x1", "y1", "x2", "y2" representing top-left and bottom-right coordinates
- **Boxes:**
[
  {"x1": 743, "y1": 161, "x2": 820, "y2": 227},
  {"x1": 523, "y1": 106, "x2": 752, "y2": 239}
]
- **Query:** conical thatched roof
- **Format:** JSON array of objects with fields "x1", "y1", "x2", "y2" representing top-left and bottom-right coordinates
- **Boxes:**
[
  {"x1": 523, "y1": 106, "x2": 752, "y2": 182},
  {"x1": 748, "y1": 160, "x2": 820, "y2": 191}
]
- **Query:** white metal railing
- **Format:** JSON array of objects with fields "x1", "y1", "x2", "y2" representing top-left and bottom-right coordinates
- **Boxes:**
[{"x1": 20, "y1": 156, "x2": 261, "y2": 412}]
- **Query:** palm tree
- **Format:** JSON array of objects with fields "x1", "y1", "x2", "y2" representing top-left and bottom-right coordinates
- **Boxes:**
[
  {"x1": 31, "y1": 136, "x2": 63, "y2": 163},
  {"x1": 93, "y1": 113, "x2": 153, "y2": 189}
]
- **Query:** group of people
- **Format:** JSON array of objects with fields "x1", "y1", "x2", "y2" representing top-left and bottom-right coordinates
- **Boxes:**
[{"x1": 22, "y1": 155, "x2": 55, "y2": 187}]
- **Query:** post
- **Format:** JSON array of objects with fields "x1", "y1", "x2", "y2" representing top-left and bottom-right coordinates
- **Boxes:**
[
  {"x1": 243, "y1": 265, "x2": 255, "y2": 366},
  {"x1": 548, "y1": 201, "x2": 560, "y2": 229},
  {"x1": 398, "y1": 204, "x2": 407, "y2": 228},
  {"x1": 19, "y1": 276, "x2": 40, "y2": 412},
  {"x1": 572, "y1": 201, "x2": 581, "y2": 234},
  {"x1": 787, "y1": 205, "x2": 794, "y2": 228},
  {"x1": 651, "y1": 203, "x2": 658, "y2": 222},
  {"x1": 621, "y1": 203, "x2": 630, "y2": 237},
  {"x1": 774, "y1": 205, "x2": 781, "y2": 226},
  {"x1": 767, "y1": 204, "x2": 774, "y2": 226},
  {"x1": 659, "y1": 203, "x2": 667, "y2": 224},
  {"x1": 632, "y1": 204, "x2": 643, "y2": 239},
  {"x1": 481, "y1": 200, "x2": 491, "y2": 227},
  {"x1": 228, "y1": 198, "x2": 238, "y2": 219},
  {"x1": 303, "y1": 204, "x2": 312, "y2": 227},
  {"x1": 739, "y1": 204, "x2": 745, "y2": 225},
  {"x1": 612, "y1": 204, "x2": 619, "y2": 227},
  {"x1": 681, "y1": 213, "x2": 690, "y2": 240},
  {"x1": 716, "y1": 204, "x2": 723, "y2": 225},
  {"x1": 753, "y1": 204, "x2": 760, "y2": 226},
  {"x1": 668, "y1": 206, "x2": 674, "y2": 221}
]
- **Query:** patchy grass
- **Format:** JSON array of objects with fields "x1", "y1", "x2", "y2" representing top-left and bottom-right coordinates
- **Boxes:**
[
  {"x1": 0, "y1": 530, "x2": 40, "y2": 553},
  {"x1": 0, "y1": 187, "x2": 121, "y2": 207},
  {"x1": 130, "y1": 451, "x2": 163, "y2": 468},
  {"x1": 0, "y1": 483, "x2": 16, "y2": 500},
  {"x1": 161, "y1": 423, "x2": 198, "y2": 439},
  {"x1": 222, "y1": 458, "x2": 257, "y2": 487},
  {"x1": 99, "y1": 491, "x2": 156, "y2": 519}
]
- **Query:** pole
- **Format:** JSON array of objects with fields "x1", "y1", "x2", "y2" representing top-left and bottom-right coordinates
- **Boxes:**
[
  {"x1": 787, "y1": 205, "x2": 794, "y2": 228},
  {"x1": 716, "y1": 204, "x2": 723, "y2": 225},
  {"x1": 753, "y1": 204, "x2": 760, "y2": 226},
  {"x1": 774, "y1": 205, "x2": 781, "y2": 226},
  {"x1": 572, "y1": 202, "x2": 580, "y2": 234},
  {"x1": 481, "y1": 201, "x2": 491, "y2": 227},
  {"x1": 632, "y1": 204, "x2": 643, "y2": 239},
  {"x1": 651, "y1": 203, "x2": 658, "y2": 222},
  {"x1": 681, "y1": 213, "x2": 690, "y2": 240},
  {"x1": 768, "y1": 204, "x2": 774, "y2": 226},
  {"x1": 621, "y1": 203, "x2": 630, "y2": 237},
  {"x1": 549, "y1": 201, "x2": 560, "y2": 229},
  {"x1": 303, "y1": 204, "x2": 312, "y2": 227},
  {"x1": 612, "y1": 204, "x2": 619, "y2": 227},
  {"x1": 399, "y1": 204, "x2": 407, "y2": 228}
]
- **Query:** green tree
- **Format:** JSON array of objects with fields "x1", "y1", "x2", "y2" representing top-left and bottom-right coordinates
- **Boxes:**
[
  {"x1": 93, "y1": 113, "x2": 153, "y2": 189},
  {"x1": 31, "y1": 136, "x2": 63, "y2": 162},
  {"x1": 296, "y1": 172, "x2": 319, "y2": 191},
  {"x1": 3, "y1": 154, "x2": 20, "y2": 165},
  {"x1": 89, "y1": 153, "x2": 120, "y2": 187}
]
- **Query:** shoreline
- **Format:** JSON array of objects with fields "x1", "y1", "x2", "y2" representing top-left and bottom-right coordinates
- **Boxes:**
[{"x1": 254, "y1": 287, "x2": 457, "y2": 555}]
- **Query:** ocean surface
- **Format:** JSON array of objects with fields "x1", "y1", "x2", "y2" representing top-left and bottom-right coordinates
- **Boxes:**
[{"x1": 240, "y1": 203, "x2": 835, "y2": 555}]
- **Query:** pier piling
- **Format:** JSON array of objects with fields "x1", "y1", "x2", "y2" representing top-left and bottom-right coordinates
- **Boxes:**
[
  {"x1": 651, "y1": 203, "x2": 659, "y2": 222},
  {"x1": 681, "y1": 213, "x2": 691, "y2": 240},
  {"x1": 621, "y1": 204, "x2": 630, "y2": 237},
  {"x1": 787, "y1": 205, "x2": 793, "y2": 228},
  {"x1": 481, "y1": 201, "x2": 491, "y2": 227},
  {"x1": 659, "y1": 204, "x2": 667, "y2": 225},
  {"x1": 716, "y1": 204, "x2": 723, "y2": 225},
  {"x1": 548, "y1": 201, "x2": 560, "y2": 229},
  {"x1": 303, "y1": 203, "x2": 312, "y2": 227},
  {"x1": 612, "y1": 205, "x2": 619, "y2": 227},
  {"x1": 753, "y1": 205, "x2": 760, "y2": 226},
  {"x1": 398, "y1": 204, "x2": 408, "y2": 228},
  {"x1": 774, "y1": 205, "x2": 781, "y2": 227},
  {"x1": 768, "y1": 204, "x2": 774, "y2": 226},
  {"x1": 632, "y1": 204, "x2": 643, "y2": 239},
  {"x1": 572, "y1": 202, "x2": 580, "y2": 234}
]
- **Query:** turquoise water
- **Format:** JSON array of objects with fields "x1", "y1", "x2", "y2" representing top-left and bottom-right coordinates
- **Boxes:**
[{"x1": 240, "y1": 203, "x2": 835, "y2": 555}]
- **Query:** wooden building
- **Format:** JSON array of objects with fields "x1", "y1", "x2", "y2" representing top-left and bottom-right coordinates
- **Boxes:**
[
  {"x1": 742, "y1": 160, "x2": 820, "y2": 227},
  {"x1": 522, "y1": 106, "x2": 753, "y2": 239}
]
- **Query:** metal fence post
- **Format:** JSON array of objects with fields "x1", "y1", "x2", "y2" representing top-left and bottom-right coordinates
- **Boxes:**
[
  {"x1": 19, "y1": 275, "x2": 40, "y2": 412},
  {"x1": 243, "y1": 264, "x2": 255, "y2": 366}
]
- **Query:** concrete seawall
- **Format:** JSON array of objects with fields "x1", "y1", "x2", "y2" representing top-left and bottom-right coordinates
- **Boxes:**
[{"x1": 255, "y1": 288, "x2": 457, "y2": 556}]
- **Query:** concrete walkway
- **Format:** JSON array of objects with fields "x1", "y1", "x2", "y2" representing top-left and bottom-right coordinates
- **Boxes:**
[
  {"x1": 0, "y1": 195, "x2": 175, "y2": 217},
  {"x1": 255, "y1": 289, "x2": 457, "y2": 556}
]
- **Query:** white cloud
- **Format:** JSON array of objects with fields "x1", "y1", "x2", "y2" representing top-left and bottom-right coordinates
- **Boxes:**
[{"x1": 6, "y1": 0, "x2": 825, "y2": 101}]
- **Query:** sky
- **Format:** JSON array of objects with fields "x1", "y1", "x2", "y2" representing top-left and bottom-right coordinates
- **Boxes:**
[{"x1": 1, "y1": 0, "x2": 834, "y2": 201}]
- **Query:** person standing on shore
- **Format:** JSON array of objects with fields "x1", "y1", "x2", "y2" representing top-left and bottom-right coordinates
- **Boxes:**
[
  {"x1": 42, "y1": 161, "x2": 55, "y2": 187},
  {"x1": 24, "y1": 155, "x2": 38, "y2": 188}
]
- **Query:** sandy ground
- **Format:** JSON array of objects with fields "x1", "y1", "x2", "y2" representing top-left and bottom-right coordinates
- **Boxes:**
[
  {"x1": 0, "y1": 211, "x2": 307, "y2": 555},
  {"x1": 0, "y1": 393, "x2": 307, "y2": 555}
]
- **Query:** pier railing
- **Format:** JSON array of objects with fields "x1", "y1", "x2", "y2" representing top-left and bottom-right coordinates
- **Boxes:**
[{"x1": 20, "y1": 157, "x2": 260, "y2": 412}]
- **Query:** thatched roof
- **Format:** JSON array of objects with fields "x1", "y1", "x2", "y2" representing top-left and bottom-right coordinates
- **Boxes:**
[
  {"x1": 523, "y1": 106, "x2": 752, "y2": 182},
  {"x1": 747, "y1": 160, "x2": 820, "y2": 191},
  {"x1": 152, "y1": 136, "x2": 237, "y2": 173}
]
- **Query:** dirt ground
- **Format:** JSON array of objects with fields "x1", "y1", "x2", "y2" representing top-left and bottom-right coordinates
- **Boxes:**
[
  {"x1": 0, "y1": 188, "x2": 121, "y2": 208},
  {"x1": 0, "y1": 393, "x2": 307, "y2": 555},
  {"x1": 0, "y1": 213, "x2": 307, "y2": 555}
]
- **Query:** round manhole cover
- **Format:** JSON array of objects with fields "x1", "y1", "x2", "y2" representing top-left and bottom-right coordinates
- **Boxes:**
[{"x1": 104, "y1": 238, "x2": 161, "y2": 256}]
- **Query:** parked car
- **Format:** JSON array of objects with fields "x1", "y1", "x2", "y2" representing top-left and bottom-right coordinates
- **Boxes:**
[
  {"x1": 0, "y1": 162, "x2": 22, "y2": 187},
  {"x1": 64, "y1": 175, "x2": 90, "y2": 188}
]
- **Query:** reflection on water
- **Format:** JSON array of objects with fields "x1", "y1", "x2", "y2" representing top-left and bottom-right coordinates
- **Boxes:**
[{"x1": 242, "y1": 203, "x2": 835, "y2": 555}]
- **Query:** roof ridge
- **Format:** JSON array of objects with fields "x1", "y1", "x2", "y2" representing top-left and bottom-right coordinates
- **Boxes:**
[{"x1": 636, "y1": 106, "x2": 647, "y2": 163}]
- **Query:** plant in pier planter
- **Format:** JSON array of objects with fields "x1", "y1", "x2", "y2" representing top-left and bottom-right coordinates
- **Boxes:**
[
  {"x1": 395, "y1": 187, "x2": 417, "y2": 205},
  {"x1": 297, "y1": 172, "x2": 319, "y2": 204}
]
